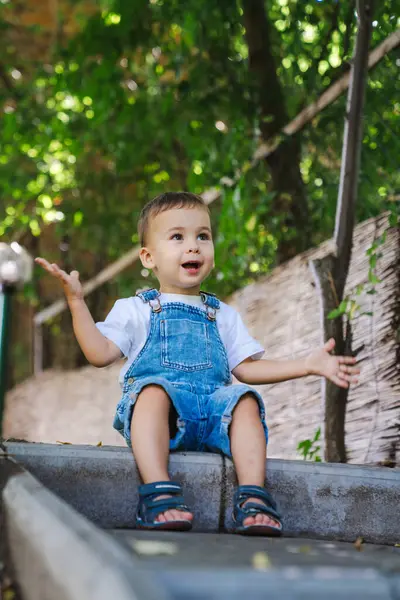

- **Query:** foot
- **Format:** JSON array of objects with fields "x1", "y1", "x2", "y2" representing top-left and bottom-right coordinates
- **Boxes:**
[
  {"x1": 242, "y1": 497, "x2": 281, "y2": 529},
  {"x1": 153, "y1": 494, "x2": 193, "y2": 524}
]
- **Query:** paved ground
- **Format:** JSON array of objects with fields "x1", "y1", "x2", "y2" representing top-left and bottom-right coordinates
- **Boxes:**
[
  {"x1": 111, "y1": 530, "x2": 400, "y2": 599},
  {"x1": 112, "y1": 530, "x2": 400, "y2": 570}
]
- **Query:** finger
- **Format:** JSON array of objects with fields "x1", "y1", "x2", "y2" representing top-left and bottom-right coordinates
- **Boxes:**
[
  {"x1": 323, "y1": 338, "x2": 335, "y2": 353},
  {"x1": 343, "y1": 366, "x2": 360, "y2": 375},
  {"x1": 35, "y1": 257, "x2": 50, "y2": 267},
  {"x1": 339, "y1": 364, "x2": 360, "y2": 376},
  {"x1": 338, "y1": 356, "x2": 357, "y2": 365},
  {"x1": 338, "y1": 371, "x2": 359, "y2": 386},
  {"x1": 337, "y1": 371, "x2": 352, "y2": 383},
  {"x1": 51, "y1": 263, "x2": 70, "y2": 283},
  {"x1": 70, "y1": 270, "x2": 80, "y2": 280},
  {"x1": 330, "y1": 375, "x2": 349, "y2": 389},
  {"x1": 35, "y1": 257, "x2": 55, "y2": 273}
]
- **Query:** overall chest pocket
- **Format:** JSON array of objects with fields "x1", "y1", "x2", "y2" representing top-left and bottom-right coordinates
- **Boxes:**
[{"x1": 160, "y1": 318, "x2": 211, "y2": 371}]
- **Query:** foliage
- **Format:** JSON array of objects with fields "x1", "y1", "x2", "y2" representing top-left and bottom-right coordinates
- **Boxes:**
[
  {"x1": 297, "y1": 427, "x2": 322, "y2": 462},
  {"x1": 0, "y1": 0, "x2": 398, "y2": 302},
  {"x1": 327, "y1": 213, "x2": 399, "y2": 322}
]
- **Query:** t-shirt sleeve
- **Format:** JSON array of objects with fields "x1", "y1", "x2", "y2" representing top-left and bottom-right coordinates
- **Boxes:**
[
  {"x1": 95, "y1": 299, "x2": 136, "y2": 358},
  {"x1": 223, "y1": 305, "x2": 265, "y2": 372}
]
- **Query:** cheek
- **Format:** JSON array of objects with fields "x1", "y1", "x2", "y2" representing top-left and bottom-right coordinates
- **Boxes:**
[{"x1": 205, "y1": 245, "x2": 215, "y2": 259}]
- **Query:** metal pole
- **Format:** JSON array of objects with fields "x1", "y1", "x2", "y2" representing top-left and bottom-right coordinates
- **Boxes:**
[
  {"x1": 0, "y1": 284, "x2": 13, "y2": 436},
  {"x1": 0, "y1": 242, "x2": 33, "y2": 438}
]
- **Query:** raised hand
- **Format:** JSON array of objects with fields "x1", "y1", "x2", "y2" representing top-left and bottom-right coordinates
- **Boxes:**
[
  {"x1": 305, "y1": 338, "x2": 360, "y2": 389},
  {"x1": 35, "y1": 257, "x2": 83, "y2": 303}
]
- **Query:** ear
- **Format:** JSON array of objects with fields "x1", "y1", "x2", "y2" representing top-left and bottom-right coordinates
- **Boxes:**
[{"x1": 140, "y1": 247, "x2": 155, "y2": 270}]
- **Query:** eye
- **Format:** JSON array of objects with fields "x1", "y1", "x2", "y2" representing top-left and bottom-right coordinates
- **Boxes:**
[
  {"x1": 198, "y1": 232, "x2": 210, "y2": 240},
  {"x1": 171, "y1": 233, "x2": 183, "y2": 240}
]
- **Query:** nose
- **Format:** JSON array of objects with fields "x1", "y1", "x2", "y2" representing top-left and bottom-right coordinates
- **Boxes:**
[{"x1": 187, "y1": 239, "x2": 200, "y2": 253}]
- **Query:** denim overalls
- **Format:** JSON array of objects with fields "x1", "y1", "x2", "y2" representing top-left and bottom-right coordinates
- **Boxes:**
[{"x1": 113, "y1": 288, "x2": 268, "y2": 457}]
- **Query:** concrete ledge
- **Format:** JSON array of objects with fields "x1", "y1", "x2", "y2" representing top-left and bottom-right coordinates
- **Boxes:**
[
  {"x1": 1, "y1": 454, "x2": 169, "y2": 600},
  {"x1": 5, "y1": 444, "x2": 222, "y2": 532},
  {"x1": 224, "y1": 458, "x2": 400, "y2": 544},
  {"x1": 6, "y1": 443, "x2": 400, "y2": 544}
]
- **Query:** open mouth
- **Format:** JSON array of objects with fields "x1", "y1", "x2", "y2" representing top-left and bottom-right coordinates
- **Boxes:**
[{"x1": 181, "y1": 261, "x2": 202, "y2": 274}]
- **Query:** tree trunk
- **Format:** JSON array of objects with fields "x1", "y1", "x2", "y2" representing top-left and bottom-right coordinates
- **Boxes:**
[
  {"x1": 242, "y1": 0, "x2": 310, "y2": 263},
  {"x1": 309, "y1": 256, "x2": 350, "y2": 462},
  {"x1": 309, "y1": 0, "x2": 373, "y2": 462}
]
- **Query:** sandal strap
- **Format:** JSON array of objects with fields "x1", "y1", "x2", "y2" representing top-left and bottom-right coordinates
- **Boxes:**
[
  {"x1": 233, "y1": 485, "x2": 282, "y2": 526},
  {"x1": 140, "y1": 497, "x2": 190, "y2": 522},
  {"x1": 137, "y1": 481, "x2": 190, "y2": 525},
  {"x1": 146, "y1": 496, "x2": 189, "y2": 511},
  {"x1": 236, "y1": 501, "x2": 281, "y2": 521},
  {"x1": 234, "y1": 485, "x2": 278, "y2": 510},
  {"x1": 138, "y1": 481, "x2": 182, "y2": 498}
]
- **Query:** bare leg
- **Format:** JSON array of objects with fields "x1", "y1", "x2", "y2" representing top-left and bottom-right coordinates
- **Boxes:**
[
  {"x1": 230, "y1": 394, "x2": 279, "y2": 528},
  {"x1": 130, "y1": 385, "x2": 192, "y2": 523}
]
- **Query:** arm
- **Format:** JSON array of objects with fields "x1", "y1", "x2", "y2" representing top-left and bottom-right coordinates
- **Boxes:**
[
  {"x1": 35, "y1": 258, "x2": 122, "y2": 367},
  {"x1": 232, "y1": 356, "x2": 308, "y2": 385},
  {"x1": 68, "y1": 298, "x2": 122, "y2": 367},
  {"x1": 232, "y1": 338, "x2": 360, "y2": 389}
]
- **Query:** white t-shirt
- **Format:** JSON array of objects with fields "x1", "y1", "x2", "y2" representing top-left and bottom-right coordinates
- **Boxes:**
[{"x1": 96, "y1": 292, "x2": 265, "y2": 384}]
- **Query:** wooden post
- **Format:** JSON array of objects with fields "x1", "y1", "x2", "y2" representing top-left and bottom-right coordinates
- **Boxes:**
[
  {"x1": 309, "y1": 0, "x2": 374, "y2": 462},
  {"x1": 33, "y1": 324, "x2": 43, "y2": 376}
]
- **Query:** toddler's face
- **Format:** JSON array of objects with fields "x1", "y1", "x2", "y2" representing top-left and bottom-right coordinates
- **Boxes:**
[{"x1": 140, "y1": 207, "x2": 215, "y2": 295}]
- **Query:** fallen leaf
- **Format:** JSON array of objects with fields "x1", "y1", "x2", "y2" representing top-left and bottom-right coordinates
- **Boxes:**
[
  {"x1": 395, "y1": 544, "x2": 400, "y2": 548},
  {"x1": 131, "y1": 540, "x2": 178, "y2": 556},
  {"x1": 56, "y1": 441, "x2": 72, "y2": 445},
  {"x1": 298, "y1": 545, "x2": 312, "y2": 554},
  {"x1": 252, "y1": 551, "x2": 271, "y2": 571},
  {"x1": 1, "y1": 578, "x2": 16, "y2": 600},
  {"x1": 354, "y1": 536, "x2": 364, "y2": 551},
  {"x1": 3, "y1": 589, "x2": 16, "y2": 600},
  {"x1": 96, "y1": 441, "x2": 103, "y2": 447}
]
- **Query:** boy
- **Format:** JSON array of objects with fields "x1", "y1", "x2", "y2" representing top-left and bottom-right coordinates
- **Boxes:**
[{"x1": 36, "y1": 191, "x2": 359, "y2": 536}]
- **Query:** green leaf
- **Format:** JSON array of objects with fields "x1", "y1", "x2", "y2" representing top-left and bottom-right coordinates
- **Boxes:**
[
  {"x1": 328, "y1": 300, "x2": 347, "y2": 319},
  {"x1": 369, "y1": 254, "x2": 377, "y2": 269},
  {"x1": 368, "y1": 271, "x2": 381, "y2": 285},
  {"x1": 314, "y1": 427, "x2": 321, "y2": 442},
  {"x1": 355, "y1": 284, "x2": 364, "y2": 296}
]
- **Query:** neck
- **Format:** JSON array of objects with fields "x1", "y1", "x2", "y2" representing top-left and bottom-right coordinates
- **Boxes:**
[{"x1": 159, "y1": 284, "x2": 201, "y2": 296}]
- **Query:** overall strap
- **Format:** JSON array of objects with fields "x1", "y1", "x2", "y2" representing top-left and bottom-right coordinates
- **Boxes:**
[
  {"x1": 136, "y1": 288, "x2": 162, "y2": 313},
  {"x1": 200, "y1": 290, "x2": 220, "y2": 321}
]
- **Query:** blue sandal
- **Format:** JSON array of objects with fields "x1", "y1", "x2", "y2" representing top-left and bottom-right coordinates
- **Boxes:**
[
  {"x1": 136, "y1": 481, "x2": 193, "y2": 531},
  {"x1": 233, "y1": 485, "x2": 282, "y2": 536}
]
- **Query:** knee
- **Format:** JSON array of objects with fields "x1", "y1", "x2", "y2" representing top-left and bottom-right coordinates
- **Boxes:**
[
  {"x1": 136, "y1": 384, "x2": 171, "y2": 411},
  {"x1": 232, "y1": 393, "x2": 261, "y2": 420}
]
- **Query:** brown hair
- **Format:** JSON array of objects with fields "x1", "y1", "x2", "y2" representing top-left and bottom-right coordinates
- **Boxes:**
[{"x1": 138, "y1": 191, "x2": 210, "y2": 246}]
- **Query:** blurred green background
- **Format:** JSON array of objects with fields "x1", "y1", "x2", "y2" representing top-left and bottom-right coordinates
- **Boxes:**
[{"x1": 0, "y1": 0, "x2": 399, "y2": 384}]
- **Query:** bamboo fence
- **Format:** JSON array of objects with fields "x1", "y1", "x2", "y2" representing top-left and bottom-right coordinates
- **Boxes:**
[{"x1": 229, "y1": 212, "x2": 399, "y2": 464}]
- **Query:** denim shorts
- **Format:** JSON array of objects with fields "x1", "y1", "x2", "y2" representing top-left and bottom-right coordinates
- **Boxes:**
[{"x1": 113, "y1": 376, "x2": 269, "y2": 458}]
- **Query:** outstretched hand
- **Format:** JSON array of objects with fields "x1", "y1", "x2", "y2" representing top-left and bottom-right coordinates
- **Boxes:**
[
  {"x1": 35, "y1": 257, "x2": 83, "y2": 303},
  {"x1": 305, "y1": 338, "x2": 360, "y2": 389}
]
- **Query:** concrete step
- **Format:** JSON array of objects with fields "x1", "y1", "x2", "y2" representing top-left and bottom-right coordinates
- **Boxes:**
[
  {"x1": 111, "y1": 530, "x2": 400, "y2": 599},
  {"x1": 5, "y1": 442, "x2": 400, "y2": 544},
  {"x1": 2, "y1": 443, "x2": 400, "y2": 600},
  {"x1": 0, "y1": 450, "x2": 168, "y2": 600}
]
